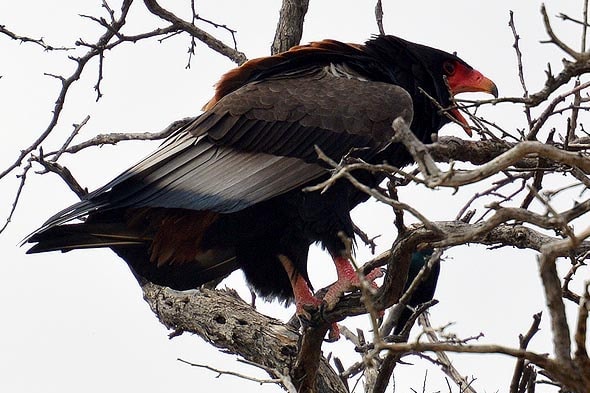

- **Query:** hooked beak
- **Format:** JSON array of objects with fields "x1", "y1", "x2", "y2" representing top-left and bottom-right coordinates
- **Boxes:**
[{"x1": 447, "y1": 68, "x2": 498, "y2": 136}]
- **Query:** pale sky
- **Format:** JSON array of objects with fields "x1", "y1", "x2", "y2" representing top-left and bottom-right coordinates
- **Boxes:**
[{"x1": 0, "y1": 1, "x2": 587, "y2": 392}]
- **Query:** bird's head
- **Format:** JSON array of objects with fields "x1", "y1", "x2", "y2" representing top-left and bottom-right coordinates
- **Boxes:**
[
  {"x1": 397, "y1": 38, "x2": 498, "y2": 136},
  {"x1": 363, "y1": 35, "x2": 498, "y2": 137}
]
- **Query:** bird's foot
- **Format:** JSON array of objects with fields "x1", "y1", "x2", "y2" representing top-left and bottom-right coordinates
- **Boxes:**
[
  {"x1": 279, "y1": 254, "x2": 362, "y2": 341},
  {"x1": 322, "y1": 256, "x2": 384, "y2": 311},
  {"x1": 293, "y1": 288, "x2": 340, "y2": 341},
  {"x1": 294, "y1": 286, "x2": 323, "y2": 323}
]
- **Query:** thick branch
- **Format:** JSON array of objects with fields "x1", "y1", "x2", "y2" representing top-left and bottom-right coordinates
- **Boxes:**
[
  {"x1": 271, "y1": 0, "x2": 309, "y2": 54},
  {"x1": 141, "y1": 284, "x2": 347, "y2": 393},
  {"x1": 426, "y1": 139, "x2": 589, "y2": 188}
]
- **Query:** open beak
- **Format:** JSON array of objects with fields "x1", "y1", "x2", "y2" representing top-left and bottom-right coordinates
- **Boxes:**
[{"x1": 447, "y1": 68, "x2": 498, "y2": 136}]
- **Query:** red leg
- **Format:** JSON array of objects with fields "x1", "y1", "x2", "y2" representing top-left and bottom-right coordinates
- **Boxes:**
[
  {"x1": 323, "y1": 256, "x2": 384, "y2": 310},
  {"x1": 279, "y1": 255, "x2": 340, "y2": 340},
  {"x1": 278, "y1": 255, "x2": 321, "y2": 319}
]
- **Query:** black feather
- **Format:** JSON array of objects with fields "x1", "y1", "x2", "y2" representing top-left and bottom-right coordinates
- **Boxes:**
[{"x1": 27, "y1": 35, "x2": 478, "y2": 303}]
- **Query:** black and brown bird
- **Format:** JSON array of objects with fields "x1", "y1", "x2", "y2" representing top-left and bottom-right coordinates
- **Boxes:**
[{"x1": 27, "y1": 35, "x2": 497, "y2": 317}]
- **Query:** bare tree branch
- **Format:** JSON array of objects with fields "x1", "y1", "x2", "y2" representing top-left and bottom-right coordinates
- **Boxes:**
[
  {"x1": 0, "y1": 24, "x2": 74, "y2": 51},
  {"x1": 271, "y1": 0, "x2": 309, "y2": 54},
  {"x1": 61, "y1": 117, "x2": 194, "y2": 155},
  {"x1": 509, "y1": 11, "x2": 533, "y2": 129},
  {"x1": 418, "y1": 314, "x2": 479, "y2": 393},
  {"x1": 141, "y1": 284, "x2": 348, "y2": 393},
  {"x1": 4, "y1": 2, "x2": 590, "y2": 391},
  {"x1": 0, "y1": 0, "x2": 134, "y2": 182},
  {"x1": 143, "y1": 0, "x2": 247, "y2": 64},
  {"x1": 177, "y1": 358, "x2": 297, "y2": 392},
  {"x1": 541, "y1": 4, "x2": 581, "y2": 60},
  {"x1": 375, "y1": 0, "x2": 385, "y2": 35},
  {"x1": 509, "y1": 312, "x2": 543, "y2": 393}
]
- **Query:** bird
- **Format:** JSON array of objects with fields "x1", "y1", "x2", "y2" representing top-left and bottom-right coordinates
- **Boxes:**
[
  {"x1": 393, "y1": 249, "x2": 440, "y2": 335},
  {"x1": 26, "y1": 35, "x2": 497, "y2": 320}
]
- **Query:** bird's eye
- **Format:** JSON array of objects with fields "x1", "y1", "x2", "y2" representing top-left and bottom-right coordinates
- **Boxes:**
[{"x1": 443, "y1": 61, "x2": 456, "y2": 76}]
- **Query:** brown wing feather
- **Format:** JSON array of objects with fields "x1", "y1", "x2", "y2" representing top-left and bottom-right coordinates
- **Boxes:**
[
  {"x1": 194, "y1": 68, "x2": 414, "y2": 164},
  {"x1": 204, "y1": 39, "x2": 366, "y2": 109},
  {"x1": 30, "y1": 68, "x2": 413, "y2": 233},
  {"x1": 28, "y1": 64, "x2": 414, "y2": 258}
]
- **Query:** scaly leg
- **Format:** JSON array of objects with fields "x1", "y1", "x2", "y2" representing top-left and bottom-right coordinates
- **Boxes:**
[
  {"x1": 322, "y1": 256, "x2": 384, "y2": 310},
  {"x1": 278, "y1": 255, "x2": 340, "y2": 341}
]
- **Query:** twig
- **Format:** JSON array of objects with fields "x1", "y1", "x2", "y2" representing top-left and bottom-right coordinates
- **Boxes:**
[
  {"x1": 307, "y1": 146, "x2": 443, "y2": 234},
  {"x1": 1, "y1": 0, "x2": 134, "y2": 183},
  {"x1": 375, "y1": 0, "x2": 385, "y2": 35},
  {"x1": 390, "y1": 116, "x2": 441, "y2": 177},
  {"x1": 0, "y1": 161, "x2": 32, "y2": 234},
  {"x1": 562, "y1": 259, "x2": 586, "y2": 304},
  {"x1": 520, "y1": 164, "x2": 545, "y2": 209},
  {"x1": 417, "y1": 314, "x2": 479, "y2": 393},
  {"x1": 143, "y1": 0, "x2": 247, "y2": 64},
  {"x1": 353, "y1": 223, "x2": 380, "y2": 254},
  {"x1": 508, "y1": 11, "x2": 533, "y2": 129},
  {"x1": 476, "y1": 54, "x2": 590, "y2": 109},
  {"x1": 61, "y1": 117, "x2": 194, "y2": 155},
  {"x1": 527, "y1": 80, "x2": 590, "y2": 140},
  {"x1": 380, "y1": 250, "x2": 442, "y2": 338},
  {"x1": 387, "y1": 184, "x2": 407, "y2": 235},
  {"x1": 186, "y1": 0, "x2": 198, "y2": 68},
  {"x1": 378, "y1": 336, "x2": 558, "y2": 383},
  {"x1": 582, "y1": 0, "x2": 588, "y2": 51},
  {"x1": 54, "y1": 115, "x2": 91, "y2": 162},
  {"x1": 32, "y1": 152, "x2": 87, "y2": 198},
  {"x1": 178, "y1": 358, "x2": 296, "y2": 392},
  {"x1": 566, "y1": 80, "x2": 583, "y2": 150},
  {"x1": 558, "y1": 12, "x2": 590, "y2": 28},
  {"x1": 540, "y1": 4, "x2": 581, "y2": 60},
  {"x1": 509, "y1": 312, "x2": 543, "y2": 393},
  {"x1": 0, "y1": 24, "x2": 73, "y2": 50}
]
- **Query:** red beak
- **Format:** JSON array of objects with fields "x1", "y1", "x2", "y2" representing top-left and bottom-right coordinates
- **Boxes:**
[{"x1": 446, "y1": 66, "x2": 498, "y2": 136}]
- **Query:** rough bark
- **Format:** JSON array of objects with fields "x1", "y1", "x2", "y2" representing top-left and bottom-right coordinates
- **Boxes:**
[
  {"x1": 271, "y1": 0, "x2": 310, "y2": 54},
  {"x1": 141, "y1": 284, "x2": 347, "y2": 393}
]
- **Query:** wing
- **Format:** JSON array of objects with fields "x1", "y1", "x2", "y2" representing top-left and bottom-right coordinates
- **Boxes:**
[{"x1": 34, "y1": 68, "x2": 414, "y2": 232}]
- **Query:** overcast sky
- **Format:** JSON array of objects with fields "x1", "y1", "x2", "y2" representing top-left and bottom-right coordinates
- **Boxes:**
[{"x1": 0, "y1": 1, "x2": 587, "y2": 392}]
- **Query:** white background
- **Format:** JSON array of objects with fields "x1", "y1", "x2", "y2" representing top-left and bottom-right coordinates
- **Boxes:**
[{"x1": 0, "y1": 1, "x2": 587, "y2": 392}]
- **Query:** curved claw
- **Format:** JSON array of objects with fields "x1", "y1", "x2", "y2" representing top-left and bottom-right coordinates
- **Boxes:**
[
  {"x1": 322, "y1": 261, "x2": 384, "y2": 311},
  {"x1": 298, "y1": 300, "x2": 341, "y2": 341},
  {"x1": 325, "y1": 323, "x2": 341, "y2": 342}
]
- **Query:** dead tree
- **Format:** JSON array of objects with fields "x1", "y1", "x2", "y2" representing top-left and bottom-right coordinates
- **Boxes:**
[{"x1": 1, "y1": 1, "x2": 589, "y2": 392}]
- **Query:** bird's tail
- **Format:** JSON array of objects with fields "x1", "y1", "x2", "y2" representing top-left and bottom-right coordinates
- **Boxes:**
[
  {"x1": 26, "y1": 220, "x2": 239, "y2": 291},
  {"x1": 26, "y1": 223, "x2": 148, "y2": 254}
]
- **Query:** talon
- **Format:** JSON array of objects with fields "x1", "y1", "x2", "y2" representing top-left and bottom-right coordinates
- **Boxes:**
[
  {"x1": 325, "y1": 323, "x2": 340, "y2": 342},
  {"x1": 322, "y1": 256, "x2": 383, "y2": 310},
  {"x1": 279, "y1": 254, "x2": 375, "y2": 342},
  {"x1": 295, "y1": 293, "x2": 322, "y2": 323},
  {"x1": 365, "y1": 267, "x2": 385, "y2": 283}
]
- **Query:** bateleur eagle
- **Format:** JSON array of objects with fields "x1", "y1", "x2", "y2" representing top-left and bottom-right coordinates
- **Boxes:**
[{"x1": 27, "y1": 35, "x2": 497, "y2": 316}]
